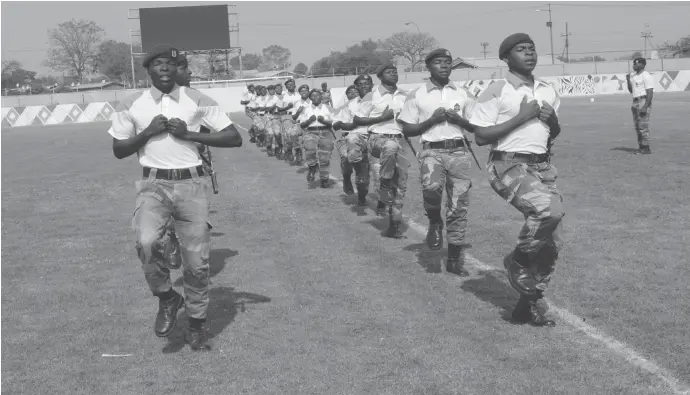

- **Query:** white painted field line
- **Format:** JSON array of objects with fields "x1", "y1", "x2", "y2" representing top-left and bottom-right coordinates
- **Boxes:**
[{"x1": 236, "y1": 121, "x2": 689, "y2": 395}]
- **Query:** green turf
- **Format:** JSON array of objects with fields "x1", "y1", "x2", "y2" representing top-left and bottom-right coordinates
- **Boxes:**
[{"x1": 2, "y1": 92, "x2": 689, "y2": 394}]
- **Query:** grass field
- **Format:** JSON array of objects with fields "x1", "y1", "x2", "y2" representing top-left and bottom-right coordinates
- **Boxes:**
[{"x1": 2, "y1": 92, "x2": 689, "y2": 394}]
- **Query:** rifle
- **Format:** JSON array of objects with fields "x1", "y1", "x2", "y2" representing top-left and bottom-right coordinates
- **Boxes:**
[
  {"x1": 201, "y1": 146, "x2": 219, "y2": 194},
  {"x1": 461, "y1": 135, "x2": 482, "y2": 169}
]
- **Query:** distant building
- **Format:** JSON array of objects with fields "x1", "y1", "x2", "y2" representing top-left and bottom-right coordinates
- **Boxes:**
[{"x1": 452, "y1": 56, "x2": 563, "y2": 70}]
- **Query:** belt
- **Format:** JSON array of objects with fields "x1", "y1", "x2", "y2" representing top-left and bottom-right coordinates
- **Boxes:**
[
  {"x1": 490, "y1": 151, "x2": 549, "y2": 164},
  {"x1": 633, "y1": 95, "x2": 647, "y2": 102},
  {"x1": 143, "y1": 165, "x2": 205, "y2": 181},
  {"x1": 275, "y1": 111, "x2": 288, "y2": 115},
  {"x1": 422, "y1": 138, "x2": 466, "y2": 150},
  {"x1": 370, "y1": 132, "x2": 403, "y2": 139},
  {"x1": 306, "y1": 126, "x2": 330, "y2": 132}
]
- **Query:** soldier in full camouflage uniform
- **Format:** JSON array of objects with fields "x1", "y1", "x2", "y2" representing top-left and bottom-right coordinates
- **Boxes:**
[{"x1": 108, "y1": 45, "x2": 243, "y2": 350}]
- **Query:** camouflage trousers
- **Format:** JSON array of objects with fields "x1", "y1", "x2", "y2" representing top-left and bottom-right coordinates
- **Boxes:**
[
  {"x1": 303, "y1": 129, "x2": 334, "y2": 181},
  {"x1": 266, "y1": 114, "x2": 283, "y2": 148},
  {"x1": 281, "y1": 115, "x2": 297, "y2": 151},
  {"x1": 132, "y1": 170, "x2": 211, "y2": 320},
  {"x1": 488, "y1": 157, "x2": 564, "y2": 291},
  {"x1": 419, "y1": 147, "x2": 472, "y2": 246},
  {"x1": 245, "y1": 107, "x2": 255, "y2": 119},
  {"x1": 631, "y1": 99, "x2": 652, "y2": 147},
  {"x1": 369, "y1": 133, "x2": 411, "y2": 222},
  {"x1": 340, "y1": 132, "x2": 370, "y2": 187},
  {"x1": 286, "y1": 121, "x2": 304, "y2": 150}
]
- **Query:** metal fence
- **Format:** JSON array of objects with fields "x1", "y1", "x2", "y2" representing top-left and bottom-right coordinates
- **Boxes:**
[{"x1": 3, "y1": 58, "x2": 690, "y2": 108}]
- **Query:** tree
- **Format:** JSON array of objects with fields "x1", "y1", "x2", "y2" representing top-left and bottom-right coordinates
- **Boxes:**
[
  {"x1": 96, "y1": 40, "x2": 131, "y2": 84},
  {"x1": 310, "y1": 39, "x2": 393, "y2": 76},
  {"x1": 230, "y1": 53, "x2": 262, "y2": 71},
  {"x1": 658, "y1": 35, "x2": 690, "y2": 58},
  {"x1": 44, "y1": 19, "x2": 104, "y2": 83},
  {"x1": 293, "y1": 62, "x2": 308, "y2": 76},
  {"x1": 1, "y1": 64, "x2": 37, "y2": 90},
  {"x1": 261, "y1": 45, "x2": 291, "y2": 71},
  {"x1": 379, "y1": 31, "x2": 438, "y2": 72},
  {"x1": 2, "y1": 60, "x2": 22, "y2": 77}
]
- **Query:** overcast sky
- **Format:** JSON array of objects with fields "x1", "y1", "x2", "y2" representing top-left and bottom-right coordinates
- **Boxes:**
[{"x1": 2, "y1": 1, "x2": 689, "y2": 76}]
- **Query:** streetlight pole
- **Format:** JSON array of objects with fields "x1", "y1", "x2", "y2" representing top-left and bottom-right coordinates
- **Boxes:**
[{"x1": 536, "y1": 5, "x2": 555, "y2": 64}]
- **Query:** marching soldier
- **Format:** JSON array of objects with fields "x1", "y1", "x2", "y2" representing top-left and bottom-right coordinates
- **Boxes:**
[
  {"x1": 338, "y1": 74, "x2": 374, "y2": 205},
  {"x1": 626, "y1": 57, "x2": 654, "y2": 154},
  {"x1": 299, "y1": 89, "x2": 336, "y2": 187},
  {"x1": 398, "y1": 48, "x2": 476, "y2": 277},
  {"x1": 108, "y1": 45, "x2": 242, "y2": 350},
  {"x1": 353, "y1": 63, "x2": 410, "y2": 238},
  {"x1": 263, "y1": 84, "x2": 281, "y2": 157},
  {"x1": 276, "y1": 79, "x2": 302, "y2": 163},
  {"x1": 286, "y1": 84, "x2": 312, "y2": 165},
  {"x1": 240, "y1": 84, "x2": 256, "y2": 121},
  {"x1": 468, "y1": 33, "x2": 563, "y2": 326},
  {"x1": 253, "y1": 85, "x2": 269, "y2": 147},
  {"x1": 332, "y1": 84, "x2": 361, "y2": 195}
]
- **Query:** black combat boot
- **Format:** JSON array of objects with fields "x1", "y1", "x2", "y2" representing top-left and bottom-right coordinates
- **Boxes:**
[
  {"x1": 634, "y1": 145, "x2": 651, "y2": 154},
  {"x1": 275, "y1": 146, "x2": 282, "y2": 159},
  {"x1": 154, "y1": 290, "x2": 184, "y2": 337},
  {"x1": 342, "y1": 174, "x2": 354, "y2": 195},
  {"x1": 446, "y1": 243, "x2": 469, "y2": 276},
  {"x1": 386, "y1": 208, "x2": 404, "y2": 239},
  {"x1": 306, "y1": 164, "x2": 318, "y2": 183},
  {"x1": 284, "y1": 149, "x2": 294, "y2": 163},
  {"x1": 320, "y1": 179, "x2": 332, "y2": 188},
  {"x1": 186, "y1": 318, "x2": 211, "y2": 351},
  {"x1": 425, "y1": 210, "x2": 443, "y2": 250},
  {"x1": 357, "y1": 185, "x2": 368, "y2": 206},
  {"x1": 376, "y1": 201, "x2": 387, "y2": 216},
  {"x1": 527, "y1": 291, "x2": 556, "y2": 327},
  {"x1": 294, "y1": 148, "x2": 303, "y2": 164},
  {"x1": 267, "y1": 144, "x2": 274, "y2": 156}
]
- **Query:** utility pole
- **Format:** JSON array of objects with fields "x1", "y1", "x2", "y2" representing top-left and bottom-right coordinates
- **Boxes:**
[
  {"x1": 641, "y1": 25, "x2": 653, "y2": 59},
  {"x1": 561, "y1": 22, "x2": 571, "y2": 63},
  {"x1": 480, "y1": 42, "x2": 489, "y2": 59}
]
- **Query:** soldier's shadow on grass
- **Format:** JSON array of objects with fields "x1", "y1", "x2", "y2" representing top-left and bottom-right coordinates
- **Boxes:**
[
  {"x1": 162, "y1": 287, "x2": 271, "y2": 354},
  {"x1": 173, "y1": 248, "x2": 239, "y2": 286},
  {"x1": 402, "y1": 243, "x2": 447, "y2": 274},
  {"x1": 610, "y1": 147, "x2": 639, "y2": 154},
  {"x1": 339, "y1": 194, "x2": 368, "y2": 217},
  {"x1": 363, "y1": 216, "x2": 410, "y2": 239},
  {"x1": 460, "y1": 269, "x2": 522, "y2": 324}
]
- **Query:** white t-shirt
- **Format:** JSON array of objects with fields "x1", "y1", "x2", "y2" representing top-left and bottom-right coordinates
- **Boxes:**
[
  {"x1": 630, "y1": 71, "x2": 654, "y2": 98},
  {"x1": 470, "y1": 72, "x2": 560, "y2": 154},
  {"x1": 108, "y1": 85, "x2": 233, "y2": 169},
  {"x1": 281, "y1": 91, "x2": 302, "y2": 114},
  {"x1": 299, "y1": 103, "x2": 334, "y2": 128}
]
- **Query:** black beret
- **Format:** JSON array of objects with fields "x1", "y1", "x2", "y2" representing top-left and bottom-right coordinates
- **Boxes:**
[
  {"x1": 143, "y1": 44, "x2": 180, "y2": 68},
  {"x1": 499, "y1": 33, "x2": 534, "y2": 59},
  {"x1": 425, "y1": 48, "x2": 452, "y2": 64},
  {"x1": 308, "y1": 88, "x2": 322, "y2": 97},
  {"x1": 284, "y1": 78, "x2": 295, "y2": 86},
  {"x1": 354, "y1": 74, "x2": 372, "y2": 84},
  {"x1": 298, "y1": 84, "x2": 310, "y2": 92},
  {"x1": 176, "y1": 53, "x2": 188, "y2": 67},
  {"x1": 267, "y1": 84, "x2": 276, "y2": 89},
  {"x1": 375, "y1": 62, "x2": 396, "y2": 77}
]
